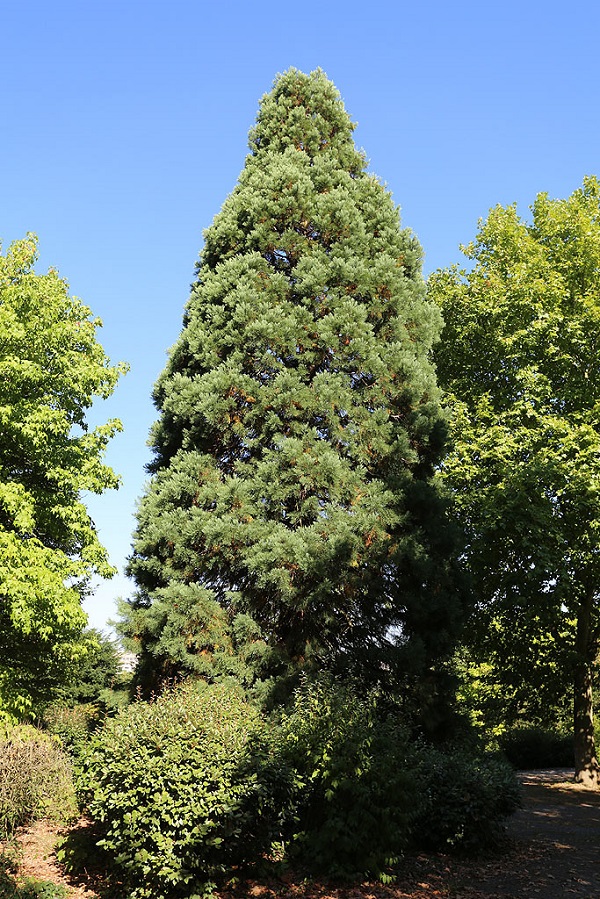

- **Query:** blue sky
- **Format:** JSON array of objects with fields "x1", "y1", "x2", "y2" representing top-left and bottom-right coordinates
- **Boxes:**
[{"x1": 2, "y1": 0, "x2": 599, "y2": 633}]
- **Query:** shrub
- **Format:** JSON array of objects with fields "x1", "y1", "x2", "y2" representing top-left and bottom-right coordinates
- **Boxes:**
[
  {"x1": 498, "y1": 726, "x2": 574, "y2": 769},
  {"x1": 0, "y1": 725, "x2": 77, "y2": 839},
  {"x1": 276, "y1": 678, "x2": 419, "y2": 880},
  {"x1": 42, "y1": 703, "x2": 99, "y2": 757},
  {"x1": 77, "y1": 681, "x2": 289, "y2": 899},
  {"x1": 274, "y1": 679, "x2": 520, "y2": 874},
  {"x1": 412, "y1": 747, "x2": 521, "y2": 849},
  {"x1": 43, "y1": 689, "x2": 131, "y2": 768},
  {"x1": 0, "y1": 872, "x2": 67, "y2": 899}
]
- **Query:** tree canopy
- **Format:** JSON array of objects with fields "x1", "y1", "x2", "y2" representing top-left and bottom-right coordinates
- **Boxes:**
[
  {"x1": 0, "y1": 235, "x2": 126, "y2": 720},
  {"x1": 430, "y1": 176, "x2": 600, "y2": 784},
  {"x1": 123, "y1": 69, "x2": 463, "y2": 710}
]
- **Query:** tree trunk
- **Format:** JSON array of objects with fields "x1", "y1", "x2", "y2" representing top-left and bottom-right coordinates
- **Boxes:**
[{"x1": 573, "y1": 592, "x2": 599, "y2": 788}]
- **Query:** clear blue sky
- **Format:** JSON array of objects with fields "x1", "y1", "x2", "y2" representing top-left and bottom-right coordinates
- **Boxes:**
[{"x1": 2, "y1": 0, "x2": 598, "y2": 633}]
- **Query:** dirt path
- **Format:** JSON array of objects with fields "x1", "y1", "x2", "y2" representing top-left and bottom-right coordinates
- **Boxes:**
[
  {"x1": 3, "y1": 819, "x2": 97, "y2": 898},
  {"x1": 5, "y1": 769, "x2": 600, "y2": 898},
  {"x1": 461, "y1": 769, "x2": 600, "y2": 898}
]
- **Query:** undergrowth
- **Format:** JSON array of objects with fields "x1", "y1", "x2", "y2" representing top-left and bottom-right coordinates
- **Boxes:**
[{"x1": 0, "y1": 725, "x2": 77, "y2": 840}]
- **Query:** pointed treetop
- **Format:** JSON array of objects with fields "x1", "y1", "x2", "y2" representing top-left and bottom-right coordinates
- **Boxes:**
[
  {"x1": 248, "y1": 68, "x2": 364, "y2": 173},
  {"x1": 124, "y1": 66, "x2": 462, "y2": 705}
]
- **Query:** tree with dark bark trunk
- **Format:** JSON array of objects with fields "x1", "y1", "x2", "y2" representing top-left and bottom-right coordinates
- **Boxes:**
[{"x1": 573, "y1": 591, "x2": 599, "y2": 786}]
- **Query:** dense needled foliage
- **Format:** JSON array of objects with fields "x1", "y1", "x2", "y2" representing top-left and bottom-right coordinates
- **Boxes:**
[{"x1": 124, "y1": 69, "x2": 462, "y2": 706}]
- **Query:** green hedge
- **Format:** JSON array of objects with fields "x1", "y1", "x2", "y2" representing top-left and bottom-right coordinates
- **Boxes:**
[
  {"x1": 498, "y1": 726, "x2": 574, "y2": 769},
  {"x1": 276, "y1": 678, "x2": 419, "y2": 880},
  {"x1": 78, "y1": 681, "x2": 289, "y2": 899},
  {"x1": 412, "y1": 747, "x2": 521, "y2": 849}
]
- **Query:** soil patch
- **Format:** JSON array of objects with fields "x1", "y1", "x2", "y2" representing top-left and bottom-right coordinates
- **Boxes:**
[{"x1": 2, "y1": 819, "x2": 98, "y2": 898}]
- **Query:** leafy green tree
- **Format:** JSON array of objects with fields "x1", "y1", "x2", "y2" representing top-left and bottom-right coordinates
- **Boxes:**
[
  {"x1": 430, "y1": 177, "x2": 600, "y2": 785},
  {"x1": 0, "y1": 235, "x2": 126, "y2": 721},
  {"x1": 123, "y1": 69, "x2": 463, "y2": 710}
]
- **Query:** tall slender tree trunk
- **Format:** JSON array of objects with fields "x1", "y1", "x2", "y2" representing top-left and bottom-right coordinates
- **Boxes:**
[{"x1": 573, "y1": 591, "x2": 599, "y2": 787}]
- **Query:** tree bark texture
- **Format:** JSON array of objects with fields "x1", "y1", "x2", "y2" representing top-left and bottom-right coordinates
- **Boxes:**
[{"x1": 573, "y1": 591, "x2": 599, "y2": 788}]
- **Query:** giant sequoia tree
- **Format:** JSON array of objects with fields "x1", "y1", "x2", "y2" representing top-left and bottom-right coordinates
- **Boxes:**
[
  {"x1": 430, "y1": 178, "x2": 600, "y2": 785},
  {"x1": 124, "y1": 70, "x2": 462, "y2": 704}
]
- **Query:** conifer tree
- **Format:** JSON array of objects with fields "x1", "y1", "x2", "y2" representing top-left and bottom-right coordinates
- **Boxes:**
[{"x1": 123, "y1": 70, "x2": 462, "y2": 703}]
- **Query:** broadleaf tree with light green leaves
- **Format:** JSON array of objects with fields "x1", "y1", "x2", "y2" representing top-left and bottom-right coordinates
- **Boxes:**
[
  {"x1": 0, "y1": 235, "x2": 126, "y2": 721},
  {"x1": 430, "y1": 177, "x2": 600, "y2": 785},
  {"x1": 123, "y1": 69, "x2": 464, "y2": 718}
]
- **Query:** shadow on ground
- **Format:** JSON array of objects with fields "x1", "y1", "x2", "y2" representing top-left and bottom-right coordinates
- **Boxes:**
[{"x1": 463, "y1": 769, "x2": 600, "y2": 898}]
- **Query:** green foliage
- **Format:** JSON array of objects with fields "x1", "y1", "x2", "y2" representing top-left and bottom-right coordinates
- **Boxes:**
[
  {"x1": 42, "y1": 630, "x2": 132, "y2": 760},
  {"x1": 274, "y1": 678, "x2": 517, "y2": 872},
  {"x1": 75, "y1": 677, "x2": 520, "y2": 891},
  {"x1": 0, "y1": 870, "x2": 67, "y2": 899},
  {"x1": 498, "y1": 726, "x2": 574, "y2": 769},
  {"x1": 412, "y1": 749, "x2": 521, "y2": 850},
  {"x1": 55, "y1": 629, "x2": 123, "y2": 707},
  {"x1": 430, "y1": 177, "x2": 600, "y2": 779},
  {"x1": 275, "y1": 677, "x2": 419, "y2": 879},
  {"x1": 122, "y1": 67, "x2": 464, "y2": 704},
  {"x1": 0, "y1": 236, "x2": 127, "y2": 721},
  {"x1": 119, "y1": 589, "x2": 281, "y2": 703},
  {"x1": 454, "y1": 647, "x2": 573, "y2": 739},
  {"x1": 0, "y1": 724, "x2": 76, "y2": 839},
  {"x1": 76, "y1": 681, "x2": 288, "y2": 899},
  {"x1": 42, "y1": 702, "x2": 100, "y2": 761}
]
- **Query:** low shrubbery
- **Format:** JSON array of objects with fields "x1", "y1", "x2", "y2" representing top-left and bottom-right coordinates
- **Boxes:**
[
  {"x1": 0, "y1": 725, "x2": 77, "y2": 840},
  {"x1": 76, "y1": 681, "x2": 291, "y2": 899},
  {"x1": 412, "y1": 747, "x2": 521, "y2": 849},
  {"x1": 498, "y1": 726, "x2": 574, "y2": 769},
  {"x1": 42, "y1": 702, "x2": 99, "y2": 758},
  {"x1": 277, "y1": 679, "x2": 520, "y2": 867},
  {"x1": 276, "y1": 678, "x2": 419, "y2": 880},
  {"x1": 72, "y1": 676, "x2": 520, "y2": 897}
]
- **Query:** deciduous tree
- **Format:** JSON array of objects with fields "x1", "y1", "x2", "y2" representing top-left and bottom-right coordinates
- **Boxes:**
[
  {"x1": 430, "y1": 177, "x2": 600, "y2": 785},
  {"x1": 0, "y1": 235, "x2": 126, "y2": 720}
]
